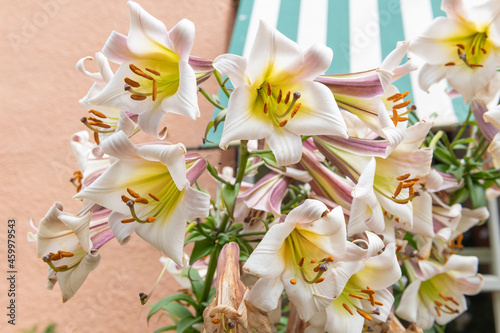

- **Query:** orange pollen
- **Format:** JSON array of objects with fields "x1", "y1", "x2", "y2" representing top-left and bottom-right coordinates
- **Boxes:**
[
  {"x1": 88, "y1": 117, "x2": 103, "y2": 123},
  {"x1": 393, "y1": 182, "x2": 403, "y2": 197},
  {"x1": 124, "y1": 77, "x2": 140, "y2": 88},
  {"x1": 277, "y1": 89, "x2": 282, "y2": 104},
  {"x1": 89, "y1": 122, "x2": 111, "y2": 129},
  {"x1": 284, "y1": 91, "x2": 291, "y2": 104},
  {"x1": 457, "y1": 48, "x2": 463, "y2": 56},
  {"x1": 211, "y1": 318, "x2": 221, "y2": 324},
  {"x1": 145, "y1": 68, "x2": 161, "y2": 76},
  {"x1": 392, "y1": 108, "x2": 399, "y2": 126},
  {"x1": 456, "y1": 43, "x2": 465, "y2": 50},
  {"x1": 121, "y1": 218, "x2": 136, "y2": 223},
  {"x1": 129, "y1": 64, "x2": 154, "y2": 80},
  {"x1": 343, "y1": 303, "x2": 354, "y2": 315},
  {"x1": 263, "y1": 102, "x2": 268, "y2": 114},
  {"x1": 349, "y1": 293, "x2": 364, "y2": 300},
  {"x1": 356, "y1": 309, "x2": 372, "y2": 321},
  {"x1": 290, "y1": 103, "x2": 301, "y2": 118},
  {"x1": 313, "y1": 264, "x2": 321, "y2": 273},
  {"x1": 439, "y1": 293, "x2": 448, "y2": 301},
  {"x1": 279, "y1": 120, "x2": 288, "y2": 127},
  {"x1": 298, "y1": 257, "x2": 305, "y2": 267},
  {"x1": 405, "y1": 177, "x2": 420, "y2": 183},
  {"x1": 434, "y1": 300, "x2": 443, "y2": 307},
  {"x1": 445, "y1": 62, "x2": 456, "y2": 66},
  {"x1": 121, "y1": 195, "x2": 131, "y2": 203},
  {"x1": 325, "y1": 256, "x2": 334, "y2": 262},
  {"x1": 131, "y1": 95, "x2": 147, "y2": 101},
  {"x1": 396, "y1": 173, "x2": 411, "y2": 181},
  {"x1": 94, "y1": 132, "x2": 100, "y2": 145},
  {"x1": 448, "y1": 297, "x2": 459, "y2": 306},
  {"x1": 127, "y1": 188, "x2": 140, "y2": 198},
  {"x1": 481, "y1": 48, "x2": 487, "y2": 54},
  {"x1": 470, "y1": 64, "x2": 484, "y2": 68},
  {"x1": 146, "y1": 216, "x2": 156, "y2": 223},
  {"x1": 149, "y1": 193, "x2": 160, "y2": 202},
  {"x1": 402, "y1": 181, "x2": 416, "y2": 188},
  {"x1": 152, "y1": 80, "x2": 157, "y2": 101},
  {"x1": 361, "y1": 287, "x2": 375, "y2": 295},
  {"x1": 445, "y1": 304, "x2": 457, "y2": 313},
  {"x1": 368, "y1": 294, "x2": 376, "y2": 306},
  {"x1": 395, "y1": 217, "x2": 400, "y2": 222},
  {"x1": 472, "y1": 46, "x2": 476, "y2": 55},
  {"x1": 310, "y1": 258, "x2": 318, "y2": 264},
  {"x1": 435, "y1": 306, "x2": 442, "y2": 317},
  {"x1": 89, "y1": 109, "x2": 107, "y2": 118},
  {"x1": 393, "y1": 100, "x2": 411, "y2": 109},
  {"x1": 409, "y1": 187, "x2": 415, "y2": 197},
  {"x1": 375, "y1": 301, "x2": 384, "y2": 306},
  {"x1": 266, "y1": 82, "x2": 272, "y2": 96},
  {"x1": 290, "y1": 278, "x2": 297, "y2": 285},
  {"x1": 135, "y1": 197, "x2": 149, "y2": 205},
  {"x1": 315, "y1": 277, "x2": 325, "y2": 284}
]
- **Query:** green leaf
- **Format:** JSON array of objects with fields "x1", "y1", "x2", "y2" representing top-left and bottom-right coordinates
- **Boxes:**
[
  {"x1": 162, "y1": 302, "x2": 193, "y2": 322},
  {"x1": 251, "y1": 150, "x2": 284, "y2": 169},
  {"x1": 184, "y1": 231, "x2": 206, "y2": 245},
  {"x1": 182, "y1": 266, "x2": 204, "y2": 302},
  {"x1": 453, "y1": 187, "x2": 469, "y2": 204},
  {"x1": 222, "y1": 183, "x2": 240, "y2": 219},
  {"x1": 206, "y1": 161, "x2": 220, "y2": 179},
  {"x1": 403, "y1": 232, "x2": 417, "y2": 250},
  {"x1": 433, "y1": 148, "x2": 457, "y2": 166},
  {"x1": 466, "y1": 175, "x2": 487, "y2": 208},
  {"x1": 154, "y1": 326, "x2": 176, "y2": 333},
  {"x1": 148, "y1": 293, "x2": 197, "y2": 323},
  {"x1": 446, "y1": 164, "x2": 465, "y2": 180},
  {"x1": 176, "y1": 316, "x2": 203, "y2": 333},
  {"x1": 204, "y1": 121, "x2": 215, "y2": 142},
  {"x1": 190, "y1": 238, "x2": 216, "y2": 265}
]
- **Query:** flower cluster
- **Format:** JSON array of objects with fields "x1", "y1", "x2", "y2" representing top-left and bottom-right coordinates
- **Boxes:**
[{"x1": 31, "y1": 1, "x2": 499, "y2": 332}]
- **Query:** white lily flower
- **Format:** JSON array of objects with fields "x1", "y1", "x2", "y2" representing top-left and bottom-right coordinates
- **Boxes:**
[
  {"x1": 74, "y1": 131, "x2": 210, "y2": 267},
  {"x1": 36, "y1": 202, "x2": 114, "y2": 302},
  {"x1": 88, "y1": 1, "x2": 203, "y2": 138},
  {"x1": 214, "y1": 21, "x2": 347, "y2": 166},
  {"x1": 243, "y1": 199, "x2": 348, "y2": 321},
  {"x1": 396, "y1": 255, "x2": 483, "y2": 329},
  {"x1": 307, "y1": 234, "x2": 401, "y2": 333},
  {"x1": 410, "y1": 0, "x2": 500, "y2": 103}
]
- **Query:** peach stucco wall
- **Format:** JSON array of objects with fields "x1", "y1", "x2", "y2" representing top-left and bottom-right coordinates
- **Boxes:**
[{"x1": 1, "y1": 0, "x2": 236, "y2": 332}]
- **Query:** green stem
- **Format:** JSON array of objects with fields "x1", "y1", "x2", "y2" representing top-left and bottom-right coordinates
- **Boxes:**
[
  {"x1": 201, "y1": 244, "x2": 221, "y2": 304},
  {"x1": 198, "y1": 86, "x2": 225, "y2": 110},
  {"x1": 218, "y1": 214, "x2": 230, "y2": 233},
  {"x1": 234, "y1": 141, "x2": 249, "y2": 185},
  {"x1": 451, "y1": 107, "x2": 473, "y2": 147},
  {"x1": 214, "y1": 70, "x2": 231, "y2": 98},
  {"x1": 236, "y1": 231, "x2": 267, "y2": 237},
  {"x1": 428, "y1": 130, "x2": 444, "y2": 150}
]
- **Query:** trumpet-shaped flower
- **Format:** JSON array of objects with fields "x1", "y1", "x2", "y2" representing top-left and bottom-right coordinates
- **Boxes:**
[
  {"x1": 410, "y1": 0, "x2": 500, "y2": 103},
  {"x1": 307, "y1": 234, "x2": 401, "y2": 333},
  {"x1": 35, "y1": 202, "x2": 114, "y2": 302},
  {"x1": 88, "y1": 2, "x2": 211, "y2": 138},
  {"x1": 214, "y1": 21, "x2": 348, "y2": 166},
  {"x1": 396, "y1": 255, "x2": 483, "y2": 329},
  {"x1": 75, "y1": 131, "x2": 210, "y2": 267},
  {"x1": 244, "y1": 200, "x2": 348, "y2": 321}
]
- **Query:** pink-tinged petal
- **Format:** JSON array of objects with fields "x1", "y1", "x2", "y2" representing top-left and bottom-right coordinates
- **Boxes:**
[
  {"x1": 378, "y1": 41, "x2": 411, "y2": 91},
  {"x1": 453, "y1": 274, "x2": 484, "y2": 296},
  {"x1": 188, "y1": 55, "x2": 214, "y2": 73},
  {"x1": 213, "y1": 54, "x2": 250, "y2": 88},
  {"x1": 161, "y1": 60, "x2": 200, "y2": 119},
  {"x1": 184, "y1": 183, "x2": 210, "y2": 220},
  {"x1": 472, "y1": 100, "x2": 497, "y2": 141},
  {"x1": 442, "y1": 255, "x2": 479, "y2": 278},
  {"x1": 116, "y1": 110, "x2": 138, "y2": 138},
  {"x1": 100, "y1": 130, "x2": 139, "y2": 161},
  {"x1": 411, "y1": 192, "x2": 435, "y2": 238},
  {"x1": 315, "y1": 135, "x2": 391, "y2": 158},
  {"x1": 285, "y1": 81, "x2": 347, "y2": 138},
  {"x1": 489, "y1": 132, "x2": 500, "y2": 160},
  {"x1": 58, "y1": 250, "x2": 101, "y2": 303},
  {"x1": 315, "y1": 72, "x2": 384, "y2": 99},
  {"x1": 168, "y1": 19, "x2": 195, "y2": 61},
  {"x1": 58, "y1": 213, "x2": 92, "y2": 253},
  {"x1": 295, "y1": 44, "x2": 333, "y2": 81},
  {"x1": 267, "y1": 129, "x2": 302, "y2": 166},
  {"x1": 138, "y1": 143, "x2": 187, "y2": 190},
  {"x1": 456, "y1": 207, "x2": 489, "y2": 236},
  {"x1": 95, "y1": 52, "x2": 114, "y2": 83},
  {"x1": 186, "y1": 157, "x2": 207, "y2": 185},
  {"x1": 246, "y1": 21, "x2": 302, "y2": 85},
  {"x1": 246, "y1": 276, "x2": 284, "y2": 312},
  {"x1": 285, "y1": 199, "x2": 329, "y2": 226},
  {"x1": 418, "y1": 63, "x2": 447, "y2": 92},
  {"x1": 108, "y1": 211, "x2": 136, "y2": 245},
  {"x1": 243, "y1": 222, "x2": 294, "y2": 279},
  {"x1": 135, "y1": 197, "x2": 187, "y2": 267},
  {"x1": 410, "y1": 17, "x2": 477, "y2": 64},
  {"x1": 484, "y1": 105, "x2": 500, "y2": 130},
  {"x1": 219, "y1": 85, "x2": 274, "y2": 149},
  {"x1": 395, "y1": 280, "x2": 421, "y2": 323},
  {"x1": 102, "y1": 31, "x2": 134, "y2": 64},
  {"x1": 126, "y1": 2, "x2": 172, "y2": 58},
  {"x1": 76, "y1": 56, "x2": 103, "y2": 83},
  {"x1": 441, "y1": 0, "x2": 466, "y2": 20},
  {"x1": 351, "y1": 243, "x2": 401, "y2": 290},
  {"x1": 137, "y1": 106, "x2": 167, "y2": 139}
]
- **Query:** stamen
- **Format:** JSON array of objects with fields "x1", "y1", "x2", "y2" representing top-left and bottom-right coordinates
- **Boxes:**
[
  {"x1": 277, "y1": 89, "x2": 282, "y2": 104},
  {"x1": 131, "y1": 95, "x2": 147, "y2": 101},
  {"x1": 481, "y1": 48, "x2": 487, "y2": 54},
  {"x1": 393, "y1": 100, "x2": 411, "y2": 109},
  {"x1": 374, "y1": 301, "x2": 383, "y2": 306},
  {"x1": 263, "y1": 102, "x2": 268, "y2": 114},
  {"x1": 279, "y1": 120, "x2": 288, "y2": 127},
  {"x1": 278, "y1": 92, "x2": 301, "y2": 119},
  {"x1": 343, "y1": 303, "x2": 354, "y2": 315},
  {"x1": 456, "y1": 44, "x2": 465, "y2": 50},
  {"x1": 121, "y1": 218, "x2": 136, "y2": 223},
  {"x1": 325, "y1": 256, "x2": 334, "y2": 262},
  {"x1": 89, "y1": 109, "x2": 107, "y2": 118},
  {"x1": 88, "y1": 122, "x2": 111, "y2": 129},
  {"x1": 402, "y1": 181, "x2": 416, "y2": 188},
  {"x1": 122, "y1": 195, "x2": 132, "y2": 203},
  {"x1": 152, "y1": 80, "x2": 157, "y2": 101},
  {"x1": 397, "y1": 173, "x2": 410, "y2": 180},
  {"x1": 310, "y1": 258, "x2": 318, "y2": 263},
  {"x1": 439, "y1": 293, "x2": 448, "y2": 301},
  {"x1": 146, "y1": 216, "x2": 156, "y2": 223},
  {"x1": 404, "y1": 177, "x2": 420, "y2": 183},
  {"x1": 290, "y1": 278, "x2": 297, "y2": 285},
  {"x1": 129, "y1": 64, "x2": 154, "y2": 80},
  {"x1": 135, "y1": 197, "x2": 149, "y2": 205},
  {"x1": 435, "y1": 306, "x2": 442, "y2": 317},
  {"x1": 149, "y1": 193, "x2": 160, "y2": 201},
  {"x1": 356, "y1": 309, "x2": 372, "y2": 321},
  {"x1": 445, "y1": 62, "x2": 456, "y2": 66},
  {"x1": 290, "y1": 103, "x2": 301, "y2": 119},
  {"x1": 434, "y1": 300, "x2": 443, "y2": 307},
  {"x1": 393, "y1": 182, "x2": 403, "y2": 197},
  {"x1": 448, "y1": 296, "x2": 459, "y2": 306},
  {"x1": 127, "y1": 188, "x2": 140, "y2": 198},
  {"x1": 349, "y1": 293, "x2": 364, "y2": 300},
  {"x1": 124, "y1": 77, "x2": 140, "y2": 88},
  {"x1": 472, "y1": 46, "x2": 476, "y2": 55},
  {"x1": 392, "y1": 109, "x2": 398, "y2": 126},
  {"x1": 298, "y1": 257, "x2": 305, "y2": 267},
  {"x1": 88, "y1": 117, "x2": 103, "y2": 123},
  {"x1": 145, "y1": 68, "x2": 161, "y2": 76},
  {"x1": 315, "y1": 277, "x2": 325, "y2": 283},
  {"x1": 94, "y1": 132, "x2": 100, "y2": 145},
  {"x1": 56, "y1": 265, "x2": 68, "y2": 270},
  {"x1": 470, "y1": 64, "x2": 484, "y2": 68},
  {"x1": 284, "y1": 91, "x2": 291, "y2": 104},
  {"x1": 445, "y1": 304, "x2": 458, "y2": 313},
  {"x1": 211, "y1": 319, "x2": 221, "y2": 324},
  {"x1": 267, "y1": 82, "x2": 272, "y2": 96}
]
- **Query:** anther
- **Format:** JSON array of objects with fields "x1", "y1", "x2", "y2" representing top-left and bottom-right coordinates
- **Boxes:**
[
  {"x1": 434, "y1": 300, "x2": 443, "y2": 307},
  {"x1": 402, "y1": 181, "x2": 416, "y2": 188},
  {"x1": 263, "y1": 102, "x2": 268, "y2": 114},
  {"x1": 211, "y1": 318, "x2": 221, "y2": 324},
  {"x1": 298, "y1": 257, "x2": 305, "y2": 267},
  {"x1": 226, "y1": 320, "x2": 236, "y2": 329},
  {"x1": 284, "y1": 91, "x2": 291, "y2": 104},
  {"x1": 290, "y1": 278, "x2": 297, "y2": 285},
  {"x1": 124, "y1": 77, "x2": 140, "y2": 88},
  {"x1": 321, "y1": 210, "x2": 330, "y2": 218},
  {"x1": 375, "y1": 301, "x2": 383, "y2": 306},
  {"x1": 94, "y1": 132, "x2": 100, "y2": 145},
  {"x1": 481, "y1": 48, "x2": 487, "y2": 54},
  {"x1": 146, "y1": 216, "x2": 156, "y2": 223},
  {"x1": 277, "y1": 89, "x2": 282, "y2": 104},
  {"x1": 127, "y1": 188, "x2": 140, "y2": 198},
  {"x1": 356, "y1": 309, "x2": 372, "y2": 321},
  {"x1": 152, "y1": 80, "x2": 157, "y2": 101},
  {"x1": 89, "y1": 109, "x2": 107, "y2": 118},
  {"x1": 439, "y1": 293, "x2": 448, "y2": 301},
  {"x1": 397, "y1": 173, "x2": 411, "y2": 180},
  {"x1": 88, "y1": 117, "x2": 103, "y2": 123},
  {"x1": 135, "y1": 197, "x2": 149, "y2": 204},
  {"x1": 267, "y1": 82, "x2": 272, "y2": 96},
  {"x1": 89, "y1": 122, "x2": 111, "y2": 129},
  {"x1": 456, "y1": 44, "x2": 465, "y2": 50},
  {"x1": 445, "y1": 62, "x2": 456, "y2": 66},
  {"x1": 448, "y1": 296, "x2": 459, "y2": 306},
  {"x1": 393, "y1": 182, "x2": 403, "y2": 197},
  {"x1": 279, "y1": 120, "x2": 288, "y2": 127},
  {"x1": 131, "y1": 95, "x2": 147, "y2": 101},
  {"x1": 145, "y1": 68, "x2": 161, "y2": 76},
  {"x1": 122, "y1": 195, "x2": 131, "y2": 203},
  {"x1": 393, "y1": 100, "x2": 411, "y2": 109},
  {"x1": 470, "y1": 64, "x2": 484, "y2": 68},
  {"x1": 121, "y1": 218, "x2": 136, "y2": 223},
  {"x1": 149, "y1": 193, "x2": 160, "y2": 201},
  {"x1": 315, "y1": 277, "x2": 325, "y2": 283},
  {"x1": 325, "y1": 256, "x2": 334, "y2": 262},
  {"x1": 343, "y1": 303, "x2": 354, "y2": 315},
  {"x1": 445, "y1": 304, "x2": 458, "y2": 313},
  {"x1": 349, "y1": 293, "x2": 364, "y2": 300},
  {"x1": 290, "y1": 103, "x2": 301, "y2": 119},
  {"x1": 435, "y1": 306, "x2": 442, "y2": 317},
  {"x1": 310, "y1": 258, "x2": 318, "y2": 264},
  {"x1": 472, "y1": 46, "x2": 476, "y2": 55}
]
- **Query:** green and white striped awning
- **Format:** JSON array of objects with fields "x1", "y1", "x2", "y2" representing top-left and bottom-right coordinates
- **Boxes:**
[{"x1": 205, "y1": 0, "x2": 470, "y2": 144}]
